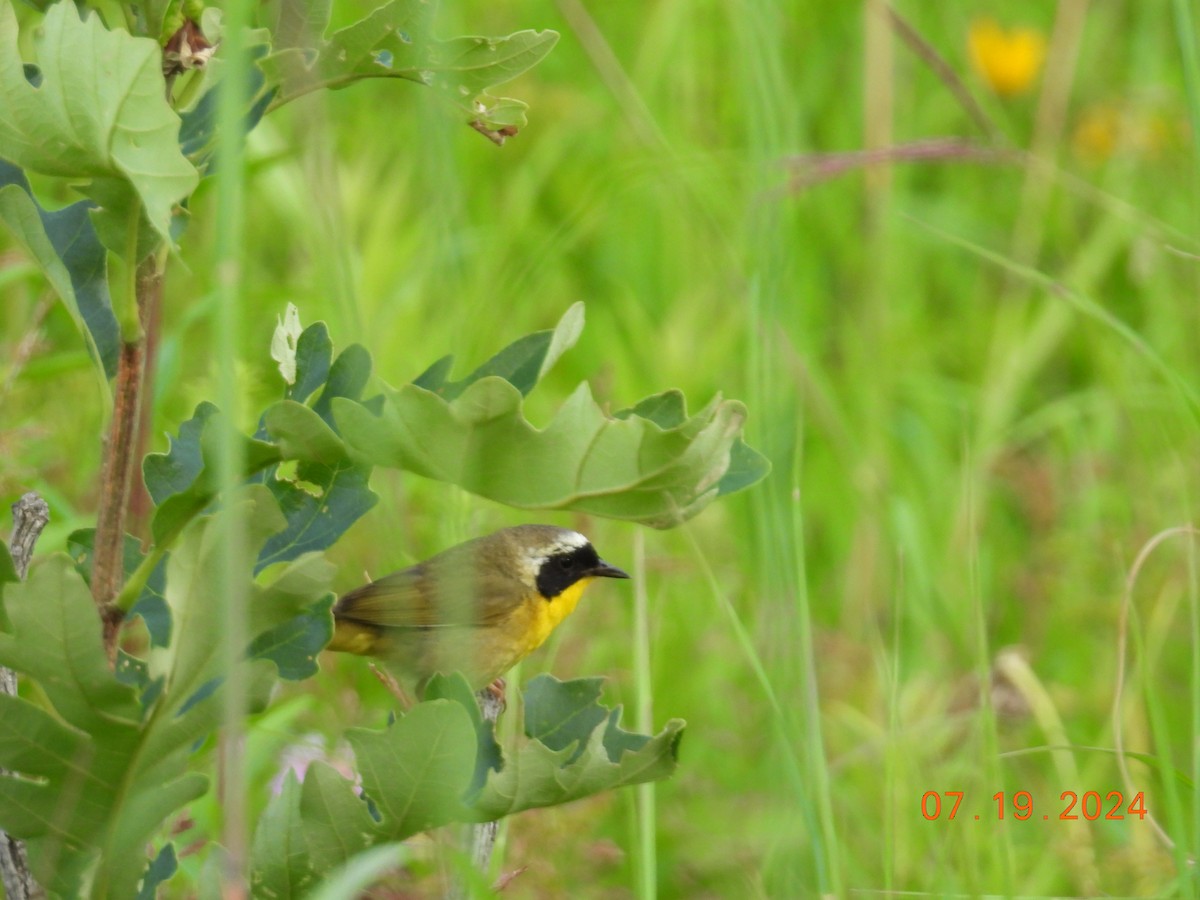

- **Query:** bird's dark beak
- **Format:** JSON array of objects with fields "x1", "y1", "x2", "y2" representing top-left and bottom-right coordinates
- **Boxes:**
[{"x1": 591, "y1": 560, "x2": 631, "y2": 580}]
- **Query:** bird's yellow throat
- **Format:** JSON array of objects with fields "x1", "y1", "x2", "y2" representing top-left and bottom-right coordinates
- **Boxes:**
[{"x1": 525, "y1": 576, "x2": 593, "y2": 653}]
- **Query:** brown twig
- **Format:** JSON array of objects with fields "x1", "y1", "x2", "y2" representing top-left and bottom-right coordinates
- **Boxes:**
[
  {"x1": 1, "y1": 492, "x2": 50, "y2": 900},
  {"x1": 779, "y1": 138, "x2": 1017, "y2": 195},
  {"x1": 92, "y1": 256, "x2": 160, "y2": 663},
  {"x1": 128, "y1": 264, "x2": 165, "y2": 539}
]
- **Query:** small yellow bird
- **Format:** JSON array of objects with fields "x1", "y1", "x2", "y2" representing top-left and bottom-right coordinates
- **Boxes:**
[{"x1": 326, "y1": 525, "x2": 630, "y2": 690}]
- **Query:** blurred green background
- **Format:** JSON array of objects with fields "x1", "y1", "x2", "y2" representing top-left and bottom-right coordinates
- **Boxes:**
[{"x1": 5, "y1": 0, "x2": 1200, "y2": 895}]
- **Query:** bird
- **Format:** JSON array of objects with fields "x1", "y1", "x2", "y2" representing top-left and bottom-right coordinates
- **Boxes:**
[{"x1": 326, "y1": 524, "x2": 630, "y2": 692}]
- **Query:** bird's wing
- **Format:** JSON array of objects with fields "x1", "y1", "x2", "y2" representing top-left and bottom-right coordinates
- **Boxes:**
[{"x1": 333, "y1": 563, "x2": 522, "y2": 629}]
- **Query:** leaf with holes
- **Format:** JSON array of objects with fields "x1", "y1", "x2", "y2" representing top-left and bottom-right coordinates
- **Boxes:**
[{"x1": 257, "y1": 0, "x2": 557, "y2": 135}]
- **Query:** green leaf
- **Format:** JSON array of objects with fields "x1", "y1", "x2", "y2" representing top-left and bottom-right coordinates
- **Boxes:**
[
  {"x1": 423, "y1": 673, "x2": 502, "y2": 791},
  {"x1": 255, "y1": 460, "x2": 378, "y2": 573},
  {"x1": 0, "y1": 0, "x2": 199, "y2": 250},
  {"x1": 290, "y1": 321, "x2": 334, "y2": 404},
  {"x1": 523, "y1": 675, "x2": 650, "y2": 762},
  {"x1": 347, "y1": 700, "x2": 478, "y2": 835},
  {"x1": 0, "y1": 545, "x2": 15, "y2": 585},
  {"x1": 177, "y1": 34, "x2": 275, "y2": 174},
  {"x1": 263, "y1": 401, "x2": 355, "y2": 466},
  {"x1": 336, "y1": 378, "x2": 755, "y2": 528},
  {"x1": 137, "y1": 843, "x2": 178, "y2": 900},
  {"x1": 306, "y1": 843, "x2": 411, "y2": 900},
  {"x1": 67, "y1": 528, "x2": 170, "y2": 646},
  {"x1": 147, "y1": 408, "x2": 282, "y2": 545},
  {"x1": 0, "y1": 488, "x2": 333, "y2": 895},
  {"x1": 332, "y1": 304, "x2": 766, "y2": 528},
  {"x1": 0, "y1": 560, "x2": 140, "y2": 732},
  {"x1": 147, "y1": 388, "x2": 377, "y2": 577},
  {"x1": 268, "y1": 0, "x2": 331, "y2": 52},
  {"x1": 0, "y1": 558, "x2": 198, "y2": 896},
  {"x1": 522, "y1": 675, "x2": 614, "y2": 759},
  {"x1": 258, "y1": 0, "x2": 559, "y2": 134},
  {"x1": 251, "y1": 341, "x2": 380, "y2": 571},
  {"x1": 250, "y1": 677, "x2": 681, "y2": 880},
  {"x1": 414, "y1": 300, "x2": 583, "y2": 400},
  {"x1": 251, "y1": 764, "x2": 380, "y2": 898},
  {"x1": 471, "y1": 675, "x2": 684, "y2": 821},
  {"x1": 144, "y1": 402, "x2": 220, "y2": 505},
  {"x1": 716, "y1": 438, "x2": 772, "y2": 497},
  {"x1": 245, "y1": 553, "x2": 336, "y2": 680},
  {"x1": 0, "y1": 161, "x2": 118, "y2": 379},
  {"x1": 312, "y1": 343, "x2": 373, "y2": 426},
  {"x1": 149, "y1": 486, "x2": 283, "y2": 695}
]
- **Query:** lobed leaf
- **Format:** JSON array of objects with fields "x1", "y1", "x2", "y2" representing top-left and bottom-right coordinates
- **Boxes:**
[
  {"x1": 347, "y1": 700, "x2": 478, "y2": 834},
  {"x1": 290, "y1": 321, "x2": 334, "y2": 405},
  {"x1": 0, "y1": 559, "x2": 194, "y2": 896},
  {"x1": 471, "y1": 675, "x2": 684, "y2": 820},
  {"x1": 257, "y1": 0, "x2": 558, "y2": 135},
  {"x1": 0, "y1": 490, "x2": 334, "y2": 894},
  {"x1": 250, "y1": 675, "x2": 683, "y2": 881},
  {"x1": 335, "y1": 378, "x2": 756, "y2": 528},
  {"x1": 414, "y1": 300, "x2": 583, "y2": 400},
  {"x1": 145, "y1": 406, "x2": 282, "y2": 546},
  {"x1": 251, "y1": 764, "x2": 378, "y2": 898},
  {"x1": 254, "y1": 340, "x2": 380, "y2": 571},
  {"x1": 325, "y1": 304, "x2": 768, "y2": 527},
  {"x1": 0, "y1": 0, "x2": 198, "y2": 251}
]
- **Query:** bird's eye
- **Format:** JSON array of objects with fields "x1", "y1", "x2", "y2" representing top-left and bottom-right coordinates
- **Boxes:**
[{"x1": 558, "y1": 557, "x2": 573, "y2": 570}]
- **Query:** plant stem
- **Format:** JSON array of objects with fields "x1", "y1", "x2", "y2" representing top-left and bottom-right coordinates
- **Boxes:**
[
  {"x1": 128, "y1": 259, "x2": 165, "y2": 538},
  {"x1": 91, "y1": 256, "x2": 159, "y2": 663}
]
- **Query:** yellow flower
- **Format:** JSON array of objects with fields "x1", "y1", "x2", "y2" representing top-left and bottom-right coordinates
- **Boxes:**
[{"x1": 968, "y1": 18, "x2": 1046, "y2": 97}]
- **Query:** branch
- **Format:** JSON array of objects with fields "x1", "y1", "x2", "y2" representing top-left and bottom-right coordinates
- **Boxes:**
[
  {"x1": 1, "y1": 492, "x2": 49, "y2": 900},
  {"x1": 92, "y1": 256, "x2": 159, "y2": 663}
]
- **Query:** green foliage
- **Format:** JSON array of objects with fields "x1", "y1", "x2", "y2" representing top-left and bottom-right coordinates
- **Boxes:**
[
  {"x1": 252, "y1": 763, "x2": 381, "y2": 897},
  {"x1": 137, "y1": 844, "x2": 179, "y2": 900},
  {"x1": 0, "y1": 0, "x2": 560, "y2": 373},
  {"x1": 0, "y1": 490, "x2": 333, "y2": 896},
  {"x1": 0, "y1": 161, "x2": 117, "y2": 380},
  {"x1": 0, "y1": 546, "x2": 15, "y2": 585},
  {"x1": 0, "y1": 0, "x2": 779, "y2": 892},
  {"x1": 137, "y1": 306, "x2": 763, "y2": 572},
  {"x1": 472, "y1": 675, "x2": 684, "y2": 821},
  {"x1": 337, "y1": 305, "x2": 767, "y2": 528},
  {"x1": 258, "y1": 0, "x2": 558, "y2": 131},
  {"x1": 0, "y1": 301, "x2": 745, "y2": 893},
  {"x1": 0, "y1": 0, "x2": 198, "y2": 254},
  {"x1": 250, "y1": 674, "x2": 683, "y2": 894},
  {"x1": 67, "y1": 528, "x2": 170, "y2": 645}
]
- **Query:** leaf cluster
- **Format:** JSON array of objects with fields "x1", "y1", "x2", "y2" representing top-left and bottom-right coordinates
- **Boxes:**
[
  {"x1": 253, "y1": 673, "x2": 682, "y2": 895},
  {"x1": 0, "y1": 0, "x2": 769, "y2": 893},
  {"x1": 0, "y1": 304, "x2": 756, "y2": 894}
]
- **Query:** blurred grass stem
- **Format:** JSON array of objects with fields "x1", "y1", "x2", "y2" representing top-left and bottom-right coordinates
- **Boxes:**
[{"x1": 214, "y1": 0, "x2": 253, "y2": 888}]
